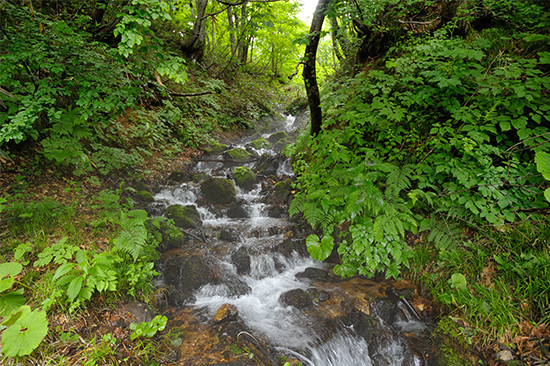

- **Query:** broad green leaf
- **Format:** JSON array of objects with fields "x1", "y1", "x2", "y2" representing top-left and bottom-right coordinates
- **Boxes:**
[
  {"x1": 52, "y1": 262, "x2": 75, "y2": 282},
  {"x1": 306, "y1": 234, "x2": 334, "y2": 261},
  {"x1": 0, "y1": 290, "x2": 26, "y2": 317},
  {"x1": 0, "y1": 262, "x2": 23, "y2": 279},
  {"x1": 535, "y1": 151, "x2": 550, "y2": 180},
  {"x1": 67, "y1": 276, "x2": 84, "y2": 302},
  {"x1": 1, "y1": 306, "x2": 49, "y2": 357},
  {"x1": 449, "y1": 273, "x2": 467, "y2": 291}
]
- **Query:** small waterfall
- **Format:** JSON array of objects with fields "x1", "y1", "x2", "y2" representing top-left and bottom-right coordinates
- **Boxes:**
[{"x1": 154, "y1": 112, "x2": 434, "y2": 365}]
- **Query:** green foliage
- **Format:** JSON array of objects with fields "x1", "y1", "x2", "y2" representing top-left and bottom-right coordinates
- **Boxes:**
[
  {"x1": 291, "y1": 24, "x2": 549, "y2": 279},
  {"x1": 129, "y1": 315, "x2": 167, "y2": 341},
  {"x1": 535, "y1": 151, "x2": 550, "y2": 202}
]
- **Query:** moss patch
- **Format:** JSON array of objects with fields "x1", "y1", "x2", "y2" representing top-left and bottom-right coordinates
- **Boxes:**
[
  {"x1": 233, "y1": 166, "x2": 256, "y2": 191},
  {"x1": 200, "y1": 177, "x2": 236, "y2": 204}
]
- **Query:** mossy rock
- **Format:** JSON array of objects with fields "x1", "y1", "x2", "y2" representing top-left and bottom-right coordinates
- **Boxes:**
[
  {"x1": 273, "y1": 137, "x2": 293, "y2": 153},
  {"x1": 200, "y1": 177, "x2": 236, "y2": 204},
  {"x1": 268, "y1": 131, "x2": 288, "y2": 144},
  {"x1": 166, "y1": 204, "x2": 202, "y2": 229},
  {"x1": 223, "y1": 148, "x2": 252, "y2": 163},
  {"x1": 204, "y1": 142, "x2": 229, "y2": 155},
  {"x1": 251, "y1": 137, "x2": 272, "y2": 150},
  {"x1": 136, "y1": 190, "x2": 155, "y2": 203},
  {"x1": 160, "y1": 220, "x2": 185, "y2": 249},
  {"x1": 274, "y1": 179, "x2": 292, "y2": 203},
  {"x1": 233, "y1": 166, "x2": 256, "y2": 191}
]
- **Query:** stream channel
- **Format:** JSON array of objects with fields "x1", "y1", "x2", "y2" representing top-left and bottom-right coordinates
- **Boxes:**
[{"x1": 148, "y1": 113, "x2": 439, "y2": 365}]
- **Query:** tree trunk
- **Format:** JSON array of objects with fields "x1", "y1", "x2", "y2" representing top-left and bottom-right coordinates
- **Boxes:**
[
  {"x1": 180, "y1": 0, "x2": 208, "y2": 62},
  {"x1": 227, "y1": 6, "x2": 237, "y2": 58},
  {"x1": 303, "y1": 0, "x2": 332, "y2": 136}
]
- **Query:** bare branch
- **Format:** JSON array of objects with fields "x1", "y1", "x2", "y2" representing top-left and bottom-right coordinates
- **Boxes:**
[{"x1": 168, "y1": 90, "x2": 214, "y2": 97}]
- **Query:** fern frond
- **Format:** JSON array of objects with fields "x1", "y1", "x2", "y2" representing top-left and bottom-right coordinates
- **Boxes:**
[{"x1": 113, "y1": 210, "x2": 149, "y2": 261}]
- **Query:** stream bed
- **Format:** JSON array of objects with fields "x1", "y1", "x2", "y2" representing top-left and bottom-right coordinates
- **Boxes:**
[{"x1": 147, "y1": 113, "x2": 440, "y2": 365}]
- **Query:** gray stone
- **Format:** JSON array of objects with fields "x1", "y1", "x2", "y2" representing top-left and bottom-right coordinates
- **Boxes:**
[
  {"x1": 231, "y1": 246, "x2": 251, "y2": 275},
  {"x1": 227, "y1": 202, "x2": 249, "y2": 219},
  {"x1": 279, "y1": 288, "x2": 314, "y2": 309}
]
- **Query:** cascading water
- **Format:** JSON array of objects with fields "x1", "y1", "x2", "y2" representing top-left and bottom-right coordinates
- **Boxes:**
[{"x1": 152, "y1": 113, "x2": 435, "y2": 365}]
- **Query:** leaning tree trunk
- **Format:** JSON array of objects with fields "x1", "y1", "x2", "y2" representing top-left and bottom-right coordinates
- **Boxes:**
[{"x1": 303, "y1": 0, "x2": 332, "y2": 136}]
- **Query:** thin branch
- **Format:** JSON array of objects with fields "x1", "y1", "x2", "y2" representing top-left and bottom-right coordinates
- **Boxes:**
[
  {"x1": 168, "y1": 90, "x2": 214, "y2": 97},
  {"x1": 398, "y1": 18, "x2": 439, "y2": 25},
  {"x1": 288, "y1": 61, "x2": 305, "y2": 80}
]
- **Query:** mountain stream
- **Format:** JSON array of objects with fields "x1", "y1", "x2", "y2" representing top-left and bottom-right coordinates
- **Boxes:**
[{"x1": 149, "y1": 113, "x2": 438, "y2": 365}]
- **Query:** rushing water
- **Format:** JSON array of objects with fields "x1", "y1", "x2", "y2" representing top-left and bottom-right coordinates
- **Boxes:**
[{"x1": 153, "y1": 113, "x2": 434, "y2": 365}]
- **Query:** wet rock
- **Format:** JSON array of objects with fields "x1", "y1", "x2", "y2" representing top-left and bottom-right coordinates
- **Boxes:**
[
  {"x1": 279, "y1": 288, "x2": 314, "y2": 309},
  {"x1": 201, "y1": 177, "x2": 237, "y2": 204},
  {"x1": 135, "y1": 190, "x2": 155, "y2": 203},
  {"x1": 251, "y1": 137, "x2": 272, "y2": 150},
  {"x1": 214, "y1": 304, "x2": 239, "y2": 323},
  {"x1": 223, "y1": 148, "x2": 252, "y2": 163},
  {"x1": 273, "y1": 179, "x2": 292, "y2": 203},
  {"x1": 233, "y1": 166, "x2": 256, "y2": 191},
  {"x1": 266, "y1": 205, "x2": 286, "y2": 218},
  {"x1": 342, "y1": 309, "x2": 379, "y2": 344},
  {"x1": 204, "y1": 142, "x2": 229, "y2": 155},
  {"x1": 307, "y1": 288, "x2": 330, "y2": 302},
  {"x1": 296, "y1": 267, "x2": 329, "y2": 281},
  {"x1": 226, "y1": 280, "x2": 251, "y2": 297},
  {"x1": 167, "y1": 170, "x2": 186, "y2": 182},
  {"x1": 160, "y1": 220, "x2": 185, "y2": 249},
  {"x1": 231, "y1": 246, "x2": 251, "y2": 275},
  {"x1": 275, "y1": 238, "x2": 308, "y2": 258},
  {"x1": 219, "y1": 228, "x2": 240, "y2": 242},
  {"x1": 254, "y1": 156, "x2": 280, "y2": 176},
  {"x1": 267, "y1": 131, "x2": 288, "y2": 144},
  {"x1": 164, "y1": 255, "x2": 217, "y2": 302},
  {"x1": 370, "y1": 298, "x2": 398, "y2": 324},
  {"x1": 227, "y1": 202, "x2": 249, "y2": 219},
  {"x1": 166, "y1": 204, "x2": 202, "y2": 229}
]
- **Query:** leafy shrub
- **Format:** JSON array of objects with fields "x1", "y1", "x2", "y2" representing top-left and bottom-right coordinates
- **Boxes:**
[{"x1": 290, "y1": 32, "x2": 549, "y2": 278}]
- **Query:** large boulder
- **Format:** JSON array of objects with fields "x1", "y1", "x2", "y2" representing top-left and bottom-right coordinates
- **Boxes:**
[
  {"x1": 200, "y1": 177, "x2": 236, "y2": 204},
  {"x1": 233, "y1": 166, "x2": 256, "y2": 191},
  {"x1": 223, "y1": 148, "x2": 252, "y2": 163},
  {"x1": 166, "y1": 204, "x2": 202, "y2": 229}
]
